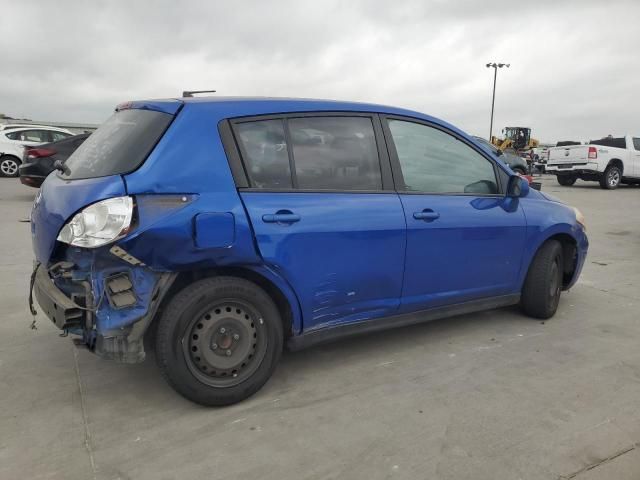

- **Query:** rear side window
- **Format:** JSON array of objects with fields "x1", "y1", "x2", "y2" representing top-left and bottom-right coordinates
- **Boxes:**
[
  {"x1": 288, "y1": 117, "x2": 381, "y2": 190},
  {"x1": 62, "y1": 109, "x2": 172, "y2": 180},
  {"x1": 233, "y1": 116, "x2": 382, "y2": 191},
  {"x1": 6, "y1": 129, "x2": 51, "y2": 142},
  {"x1": 234, "y1": 120, "x2": 292, "y2": 188},
  {"x1": 633, "y1": 138, "x2": 640, "y2": 151},
  {"x1": 589, "y1": 137, "x2": 626, "y2": 149},
  {"x1": 50, "y1": 131, "x2": 71, "y2": 142}
]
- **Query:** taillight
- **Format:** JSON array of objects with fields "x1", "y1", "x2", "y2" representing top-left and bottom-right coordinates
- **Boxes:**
[
  {"x1": 588, "y1": 146, "x2": 597, "y2": 159},
  {"x1": 27, "y1": 148, "x2": 56, "y2": 159}
]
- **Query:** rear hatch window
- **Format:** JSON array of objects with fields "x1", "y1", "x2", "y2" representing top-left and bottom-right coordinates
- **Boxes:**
[{"x1": 61, "y1": 109, "x2": 172, "y2": 180}]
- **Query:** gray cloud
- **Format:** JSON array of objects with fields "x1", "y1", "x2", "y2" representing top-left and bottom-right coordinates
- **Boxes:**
[{"x1": 1, "y1": 0, "x2": 638, "y2": 142}]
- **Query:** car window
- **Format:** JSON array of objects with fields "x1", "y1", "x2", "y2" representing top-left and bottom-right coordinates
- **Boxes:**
[
  {"x1": 288, "y1": 117, "x2": 381, "y2": 190},
  {"x1": 589, "y1": 137, "x2": 626, "y2": 149},
  {"x1": 234, "y1": 119, "x2": 292, "y2": 189},
  {"x1": 633, "y1": 138, "x2": 640, "y2": 151},
  {"x1": 63, "y1": 109, "x2": 172, "y2": 180},
  {"x1": 388, "y1": 120, "x2": 498, "y2": 195},
  {"x1": 50, "y1": 131, "x2": 71, "y2": 142},
  {"x1": 6, "y1": 129, "x2": 51, "y2": 142}
]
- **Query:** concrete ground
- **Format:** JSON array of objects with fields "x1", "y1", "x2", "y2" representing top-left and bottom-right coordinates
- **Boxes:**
[{"x1": 1, "y1": 175, "x2": 639, "y2": 480}]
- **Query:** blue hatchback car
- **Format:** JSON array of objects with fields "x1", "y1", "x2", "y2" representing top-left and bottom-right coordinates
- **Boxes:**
[{"x1": 30, "y1": 97, "x2": 588, "y2": 405}]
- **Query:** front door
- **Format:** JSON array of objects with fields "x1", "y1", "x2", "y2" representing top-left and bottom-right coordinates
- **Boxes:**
[
  {"x1": 383, "y1": 117, "x2": 527, "y2": 312},
  {"x1": 233, "y1": 115, "x2": 406, "y2": 331}
]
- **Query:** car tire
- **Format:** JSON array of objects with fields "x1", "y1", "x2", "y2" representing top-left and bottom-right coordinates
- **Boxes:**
[
  {"x1": 155, "y1": 276, "x2": 283, "y2": 406},
  {"x1": 599, "y1": 165, "x2": 621, "y2": 189},
  {"x1": 557, "y1": 175, "x2": 576, "y2": 186},
  {"x1": 0, "y1": 155, "x2": 20, "y2": 177},
  {"x1": 521, "y1": 240, "x2": 563, "y2": 320}
]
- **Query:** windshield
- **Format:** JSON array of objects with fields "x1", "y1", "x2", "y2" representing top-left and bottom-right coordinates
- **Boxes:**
[{"x1": 62, "y1": 109, "x2": 172, "y2": 179}]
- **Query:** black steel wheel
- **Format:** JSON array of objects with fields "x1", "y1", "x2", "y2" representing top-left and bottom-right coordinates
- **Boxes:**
[
  {"x1": 156, "y1": 276, "x2": 283, "y2": 406},
  {"x1": 183, "y1": 300, "x2": 268, "y2": 388}
]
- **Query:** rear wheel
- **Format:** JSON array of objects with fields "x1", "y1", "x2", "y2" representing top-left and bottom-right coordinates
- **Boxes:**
[
  {"x1": 521, "y1": 240, "x2": 563, "y2": 319},
  {"x1": 599, "y1": 165, "x2": 621, "y2": 189},
  {"x1": 155, "y1": 276, "x2": 283, "y2": 406},
  {"x1": 0, "y1": 156, "x2": 20, "y2": 177},
  {"x1": 557, "y1": 175, "x2": 576, "y2": 186}
]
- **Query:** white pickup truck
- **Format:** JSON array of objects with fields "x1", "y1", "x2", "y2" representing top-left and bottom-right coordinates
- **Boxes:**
[{"x1": 546, "y1": 135, "x2": 640, "y2": 189}]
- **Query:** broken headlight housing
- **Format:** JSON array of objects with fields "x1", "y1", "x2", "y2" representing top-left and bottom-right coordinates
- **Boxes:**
[{"x1": 57, "y1": 196, "x2": 134, "y2": 248}]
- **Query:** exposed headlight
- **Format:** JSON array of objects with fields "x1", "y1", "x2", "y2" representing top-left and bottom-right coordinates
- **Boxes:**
[
  {"x1": 573, "y1": 207, "x2": 586, "y2": 231},
  {"x1": 57, "y1": 196, "x2": 134, "y2": 248}
]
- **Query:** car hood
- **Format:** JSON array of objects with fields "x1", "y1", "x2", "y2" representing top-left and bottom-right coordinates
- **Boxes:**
[
  {"x1": 537, "y1": 190, "x2": 566, "y2": 205},
  {"x1": 31, "y1": 173, "x2": 127, "y2": 263}
]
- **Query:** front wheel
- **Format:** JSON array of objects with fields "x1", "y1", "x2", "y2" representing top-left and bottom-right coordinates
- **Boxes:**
[
  {"x1": 521, "y1": 240, "x2": 563, "y2": 319},
  {"x1": 557, "y1": 175, "x2": 576, "y2": 186},
  {"x1": 599, "y1": 165, "x2": 621, "y2": 189},
  {"x1": 155, "y1": 276, "x2": 283, "y2": 406},
  {"x1": 0, "y1": 156, "x2": 20, "y2": 177}
]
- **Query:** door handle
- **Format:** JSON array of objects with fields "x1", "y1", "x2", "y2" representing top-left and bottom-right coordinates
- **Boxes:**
[
  {"x1": 413, "y1": 209, "x2": 440, "y2": 222},
  {"x1": 262, "y1": 211, "x2": 301, "y2": 224}
]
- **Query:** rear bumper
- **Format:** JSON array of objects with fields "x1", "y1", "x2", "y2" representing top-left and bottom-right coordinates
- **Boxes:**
[
  {"x1": 32, "y1": 249, "x2": 177, "y2": 363},
  {"x1": 546, "y1": 162, "x2": 601, "y2": 174},
  {"x1": 33, "y1": 266, "x2": 86, "y2": 330}
]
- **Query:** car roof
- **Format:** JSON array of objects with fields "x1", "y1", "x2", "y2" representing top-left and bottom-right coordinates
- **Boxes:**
[
  {"x1": 129, "y1": 96, "x2": 467, "y2": 138},
  {"x1": 1, "y1": 126, "x2": 71, "y2": 134}
]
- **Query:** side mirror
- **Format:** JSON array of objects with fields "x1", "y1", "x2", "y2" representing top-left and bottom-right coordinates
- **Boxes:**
[{"x1": 507, "y1": 175, "x2": 530, "y2": 198}]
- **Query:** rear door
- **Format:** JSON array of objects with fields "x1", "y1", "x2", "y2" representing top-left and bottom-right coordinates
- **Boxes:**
[
  {"x1": 382, "y1": 116, "x2": 527, "y2": 312},
  {"x1": 231, "y1": 114, "x2": 406, "y2": 332}
]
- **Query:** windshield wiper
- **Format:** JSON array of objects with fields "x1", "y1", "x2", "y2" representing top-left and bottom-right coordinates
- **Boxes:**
[{"x1": 53, "y1": 160, "x2": 70, "y2": 176}]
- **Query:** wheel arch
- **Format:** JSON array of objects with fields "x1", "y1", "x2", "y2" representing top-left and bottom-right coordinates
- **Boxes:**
[
  {"x1": 146, "y1": 265, "x2": 303, "y2": 346},
  {"x1": 524, "y1": 232, "x2": 578, "y2": 290},
  {"x1": 607, "y1": 158, "x2": 624, "y2": 174}
]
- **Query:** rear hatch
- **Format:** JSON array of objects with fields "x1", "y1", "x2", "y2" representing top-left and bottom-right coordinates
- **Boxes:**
[
  {"x1": 548, "y1": 145, "x2": 588, "y2": 165},
  {"x1": 31, "y1": 100, "x2": 182, "y2": 263}
]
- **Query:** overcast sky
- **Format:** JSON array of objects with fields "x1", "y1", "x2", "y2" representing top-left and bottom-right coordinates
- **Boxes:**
[{"x1": 1, "y1": 0, "x2": 638, "y2": 142}]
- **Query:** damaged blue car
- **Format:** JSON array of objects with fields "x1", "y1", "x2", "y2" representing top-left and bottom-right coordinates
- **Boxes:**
[{"x1": 30, "y1": 97, "x2": 588, "y2": 405}]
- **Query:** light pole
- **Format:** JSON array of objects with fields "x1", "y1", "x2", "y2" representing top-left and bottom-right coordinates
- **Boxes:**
[{"x1": 486, "y1": 62, "x2": 509, "y2": 141}]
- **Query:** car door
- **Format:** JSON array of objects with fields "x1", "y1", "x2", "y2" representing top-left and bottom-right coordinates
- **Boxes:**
[
  {"x1": 231, "y1": 114, "x2": 406, "y2": 332},
  {"x1": 631, "y1": 137, "x2": 640, "y2": 177},
  {"x1": 382, "y1": 116, "x2": 527, "y2": 312}
]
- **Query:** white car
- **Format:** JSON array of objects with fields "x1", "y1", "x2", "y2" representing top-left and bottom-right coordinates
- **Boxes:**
[
  {"x1": 0, "y1": 126, "x2": 73, "y2": 177},
  {"x1": 547, "y1": 135, "x2": 640, "y2": 189}
]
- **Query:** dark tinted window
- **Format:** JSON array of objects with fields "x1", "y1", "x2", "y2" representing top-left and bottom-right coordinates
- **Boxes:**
[
  {"x1": 63, "y1": 109, "x2": 172, "y2": 180},
  {"x1": 589, "y1": 137, "x2": 626, "y2": 149},
  {"x1": 388, "y1": 120, "x2": 498, "y2": 194},
  {"x1": 289, "y1": 117, "x2": 381, "y2": 190},
  {"x1": 633, "y1": 138, "x2": 640, "y2": 151},
  {"x1": 234, "y1": 120, "x2": 292, "y2": 189}
]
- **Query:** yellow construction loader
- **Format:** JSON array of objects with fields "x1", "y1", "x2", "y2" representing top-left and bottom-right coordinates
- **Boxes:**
[{"x1": 491, "y1": 127, "x2": 539, "y2": 154}]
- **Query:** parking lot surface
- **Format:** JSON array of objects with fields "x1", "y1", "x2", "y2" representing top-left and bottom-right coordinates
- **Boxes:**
[{"x1": 1, "y1": 175, "x2": 639, "y2": 480}]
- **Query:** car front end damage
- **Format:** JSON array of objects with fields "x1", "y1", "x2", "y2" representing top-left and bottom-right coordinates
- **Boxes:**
[{"x1": 31, "y1": 244, "x2": 176, "y2": 363}]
